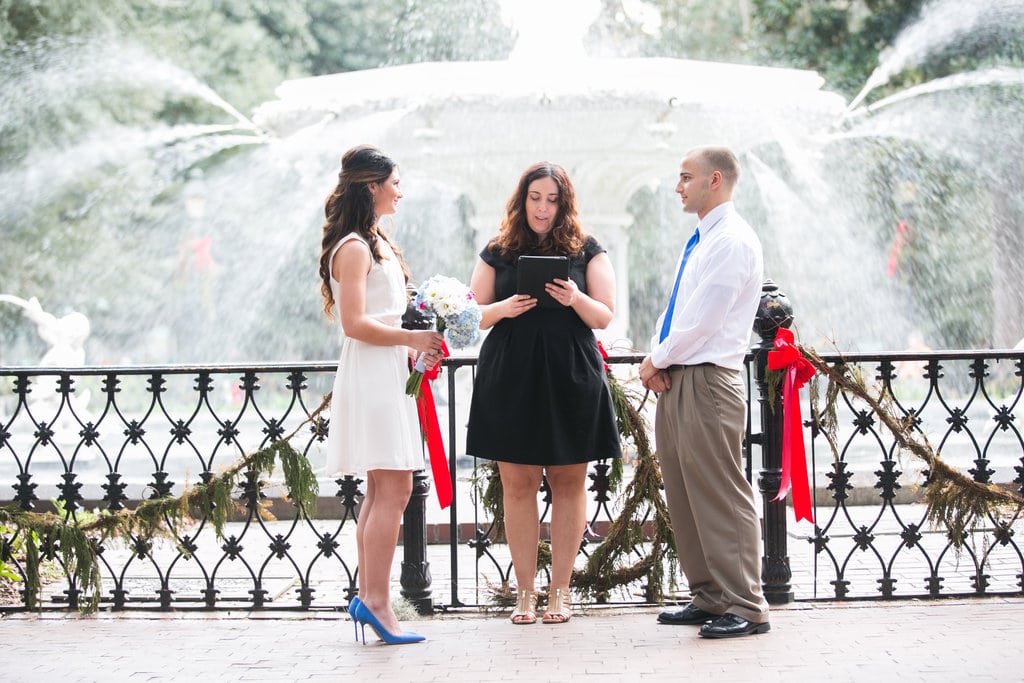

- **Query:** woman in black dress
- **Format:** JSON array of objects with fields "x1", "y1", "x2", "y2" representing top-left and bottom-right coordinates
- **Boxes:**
[{"x1": 466, "y1": 162, "x2": 621, "y2": 625}]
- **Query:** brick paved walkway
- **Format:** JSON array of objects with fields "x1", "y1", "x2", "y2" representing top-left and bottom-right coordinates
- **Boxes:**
[{"x1": 3, "y1": 598, "x2": 1023, "y2": 682}]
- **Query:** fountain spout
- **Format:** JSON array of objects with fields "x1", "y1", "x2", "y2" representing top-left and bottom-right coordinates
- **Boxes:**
[{"x1": 503, "y1": 0, "x2": 601, "y2": 63}]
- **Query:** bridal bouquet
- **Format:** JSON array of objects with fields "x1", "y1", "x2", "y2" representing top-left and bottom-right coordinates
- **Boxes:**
[{"x1": 405, "y1": 275, "x2": 482, "y2": 398}]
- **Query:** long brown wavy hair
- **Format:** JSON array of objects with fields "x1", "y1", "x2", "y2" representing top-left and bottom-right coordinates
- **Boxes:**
[
  {"x1": 318, "y1": 145, "x2": 411, "y2": 318},
  {"x1": 488, "y1": 162, "x2": 586, "y2": 260}
]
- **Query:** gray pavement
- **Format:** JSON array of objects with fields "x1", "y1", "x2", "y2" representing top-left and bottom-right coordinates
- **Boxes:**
[{"x1": 3, "y1": 597, "x2": 1024, "y2": 682}]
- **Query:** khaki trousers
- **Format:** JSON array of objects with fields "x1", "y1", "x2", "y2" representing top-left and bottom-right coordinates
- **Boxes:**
[{"x1": 655, "y1": 364, "x2": 769, "y2": 623}]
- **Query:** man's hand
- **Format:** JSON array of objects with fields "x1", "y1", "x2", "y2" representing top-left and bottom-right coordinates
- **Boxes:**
[{"x1": 639, "y1": 355, "x2": 671, "y2": 393}]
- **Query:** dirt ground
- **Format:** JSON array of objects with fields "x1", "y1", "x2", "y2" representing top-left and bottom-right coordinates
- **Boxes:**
[{"x1": 1, "y1": 577, "x2": 22, "y2": 605}]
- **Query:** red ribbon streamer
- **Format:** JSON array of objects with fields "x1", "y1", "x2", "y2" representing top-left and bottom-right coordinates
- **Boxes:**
[
  {"x1": 766, "y1": 328, "x2": 816, "y2": 523},
  {"x1": 887, "y1": 220, "x2": 910, "y2": 277},
  {"x1": 415, "y1": 342, "x2": 452, "y2": 509}
]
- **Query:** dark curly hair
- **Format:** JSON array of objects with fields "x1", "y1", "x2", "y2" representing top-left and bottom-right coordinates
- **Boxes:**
[
  {"x1": 318, "y1": 145, "x2": 410, "y2": 318},
  {"x1": 488, "y1": 162, "x2": 585, "y2": 260}
]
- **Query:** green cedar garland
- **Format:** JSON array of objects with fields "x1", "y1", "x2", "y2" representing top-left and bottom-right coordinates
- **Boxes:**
[{"x1": 474, "y1": 459, "x2": 506, "y2": 542}]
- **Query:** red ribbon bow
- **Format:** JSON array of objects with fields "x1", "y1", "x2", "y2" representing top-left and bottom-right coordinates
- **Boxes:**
[
  {"x1": 415, "y1": 342, "x2": 453, "y2": 509},
  {"x1": 766, "y1": 328, "x2": 816, "y2": 523}
]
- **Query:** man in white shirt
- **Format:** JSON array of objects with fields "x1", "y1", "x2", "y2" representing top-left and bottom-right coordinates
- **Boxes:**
[{"x1": 638, "y1": 146, "x2": 770, "y2": 638}]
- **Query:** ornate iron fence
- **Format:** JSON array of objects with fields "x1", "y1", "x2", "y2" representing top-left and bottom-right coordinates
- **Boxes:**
[
  {"x1": 790, "y1": 349, "x2": 1024, "y2": 601},
  {"x1": 2, "y1": 343, "x2": 1023, "y2": 612}
]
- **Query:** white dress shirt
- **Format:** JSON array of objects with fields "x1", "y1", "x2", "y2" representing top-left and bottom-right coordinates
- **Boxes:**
[{"x1": 649, "y1": 201, "x2": 764, "y2": 371}]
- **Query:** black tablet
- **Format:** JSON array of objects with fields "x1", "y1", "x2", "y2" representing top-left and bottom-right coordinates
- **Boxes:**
[{"x1": 517, "y1": 255, "x2": 570, "y2": 308}]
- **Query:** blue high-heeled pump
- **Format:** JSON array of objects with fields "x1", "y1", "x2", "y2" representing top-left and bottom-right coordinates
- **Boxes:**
[
  {"x1": 351, "y1": 601, "x2": 425, "y2": 645},
  {"x1": 348, "y1": 596, "x2": 363, "y2": 642}
]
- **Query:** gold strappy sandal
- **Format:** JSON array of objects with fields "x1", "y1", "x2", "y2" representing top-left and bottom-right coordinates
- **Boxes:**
[
  {"x1": 541, "y1": 587, "x2": 572, "y2": 624},
  {"x1": 510, "y1": 589, "x2": 537, "y2": 625}
]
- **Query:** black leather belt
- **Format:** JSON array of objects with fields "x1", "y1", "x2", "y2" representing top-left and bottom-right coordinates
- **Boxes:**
[{"x1": 666, "y1": 362, "x2": 716, "y2": 371}]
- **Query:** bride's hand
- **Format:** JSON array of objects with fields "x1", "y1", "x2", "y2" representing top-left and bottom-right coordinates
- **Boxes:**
[{"x1": 409, "y1": 329, "x2": 444, "y2": 357}]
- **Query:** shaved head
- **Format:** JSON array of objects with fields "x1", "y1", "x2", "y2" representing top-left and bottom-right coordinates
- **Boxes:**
[{"x1": 686, "y1": 146, "x2": 740, "y2": 189}]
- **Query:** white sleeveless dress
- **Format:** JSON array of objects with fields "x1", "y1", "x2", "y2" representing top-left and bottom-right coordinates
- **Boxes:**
[{"x1": 325, "y1": 233, "x2": 424, "y2": 476}]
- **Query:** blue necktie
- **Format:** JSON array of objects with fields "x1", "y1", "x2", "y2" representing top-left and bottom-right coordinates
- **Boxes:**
[{"x1": 659, "y1": 228, "x2": 700, "y2": 342}]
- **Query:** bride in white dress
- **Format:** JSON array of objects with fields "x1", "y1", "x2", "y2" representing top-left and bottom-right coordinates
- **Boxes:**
[{"x1": 318, "y1": 145, "x2": 444, "y2": 645}]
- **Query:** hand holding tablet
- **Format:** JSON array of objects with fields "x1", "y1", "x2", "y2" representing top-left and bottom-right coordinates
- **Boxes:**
[{"x1": 517, "y1": 256, "x2": 570, "y2": 308}]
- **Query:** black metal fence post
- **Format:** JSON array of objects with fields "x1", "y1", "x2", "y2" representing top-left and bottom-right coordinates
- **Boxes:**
[
  {"x1": 400, "y1": 470, "x2": 434, "y2": 615},
  {"x1": 400, "y1": 296, "x2": 434, "y2": 615},
  {"x1": 752, "y1": 278, "x2": 795, "y2": 604}
]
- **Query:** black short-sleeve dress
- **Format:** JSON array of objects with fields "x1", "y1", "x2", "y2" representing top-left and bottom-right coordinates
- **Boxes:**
[{"x1": 465, "y1": 235, "x2": 622, "y2": 466}]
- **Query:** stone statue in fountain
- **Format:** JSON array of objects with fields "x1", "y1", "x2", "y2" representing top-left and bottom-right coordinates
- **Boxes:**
[
  {"x1": 0, "y1": 294, "x2": 91, "y2": 367},
  {"x1": 0, "y1": 294, "x2": 93, "y2": 438}
]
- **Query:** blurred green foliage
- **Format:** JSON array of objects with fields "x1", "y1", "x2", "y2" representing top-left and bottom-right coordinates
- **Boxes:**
[{"x1": 0, "y1": 0, "x2": 512, "y2": 112}]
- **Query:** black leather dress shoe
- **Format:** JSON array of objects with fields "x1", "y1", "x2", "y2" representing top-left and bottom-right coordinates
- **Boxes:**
[
  {"x1": 698, "y1": 613, "x2": 770, "y2": 638},
  {"x1": 657, "y1": 603, "x2": 718, "y2": 625}
]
